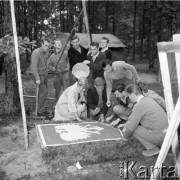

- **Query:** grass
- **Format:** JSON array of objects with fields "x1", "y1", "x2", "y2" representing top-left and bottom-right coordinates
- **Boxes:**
[{"x1": 42, "y1": 138, "x2": 143, "y2": 171}]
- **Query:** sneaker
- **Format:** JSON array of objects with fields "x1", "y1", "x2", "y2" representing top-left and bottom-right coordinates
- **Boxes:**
[{"x1": 142, "y1": 147, "x2": 160, "y2": 157}]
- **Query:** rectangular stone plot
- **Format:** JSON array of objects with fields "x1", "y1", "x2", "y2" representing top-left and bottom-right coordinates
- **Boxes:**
[{"x1": 37, "y1": 122, "x2": 122, "y2": 148}]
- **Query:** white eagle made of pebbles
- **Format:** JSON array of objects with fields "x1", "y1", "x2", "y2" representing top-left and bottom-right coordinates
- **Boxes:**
[{"x1": 55, "y1": 124, "x2": 104, "y2": 141}]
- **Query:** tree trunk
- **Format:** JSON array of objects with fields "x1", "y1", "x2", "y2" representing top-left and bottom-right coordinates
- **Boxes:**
[
  {"x1": 132, "y1": 1, "x2": 137, "y2": 62},
  {"x1": 23, "y1": 0, "x2": 27, "y2": 37},
  {"x1": 0, "y1": 1, "x2": 4, "y2": 37},
  {"x1": 140, "y1": 1, "x2": 146, "y2": 61},
  {"x1": 105, "y1": 1, "x2": 109, "y2": 32},
  {"x1": 4, "y1": 54, "x2": 20, "y2": 115},
  {"x1": 112, "y1": 2, "x2": 116, "y2": 34},
  {"x1": 34, "y1": 0, "x2": 38, "y2": 41},
  {"x1": 149, "y1": 1, "x2": 157, "y2": 69}
]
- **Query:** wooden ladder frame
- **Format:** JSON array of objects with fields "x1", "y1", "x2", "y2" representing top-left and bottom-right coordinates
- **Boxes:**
[{"x1": 151, "y1": 34, "x2": 180, "y2": 179}]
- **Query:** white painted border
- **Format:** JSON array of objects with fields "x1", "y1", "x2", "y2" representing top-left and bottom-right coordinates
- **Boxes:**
[
  {"x1": 36, "y1": 122, "x2": 122, "y2": 148},
  {"x1": 37, "y1": 124, "x2": 47, "y2": 148}
]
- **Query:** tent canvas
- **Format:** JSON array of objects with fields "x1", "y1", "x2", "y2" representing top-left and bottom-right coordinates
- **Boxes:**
[{"x1": 158, "y1": 52, "x2": 178, "y2": 84}]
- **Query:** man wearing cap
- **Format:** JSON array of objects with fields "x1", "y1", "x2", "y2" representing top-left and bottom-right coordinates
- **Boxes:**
[{"x1": 87, "y1": 77, "x2": 108, "y2": 122}]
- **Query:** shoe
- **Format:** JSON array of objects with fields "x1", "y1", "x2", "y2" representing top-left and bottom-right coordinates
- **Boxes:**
[{"x1": 142, "y1": 147, "x2": 160, "y2": 157}]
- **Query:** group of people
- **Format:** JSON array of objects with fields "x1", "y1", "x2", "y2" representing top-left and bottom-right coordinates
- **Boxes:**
[{"x1": 30, "y1": 34, "x2": 168, "y2": 157}]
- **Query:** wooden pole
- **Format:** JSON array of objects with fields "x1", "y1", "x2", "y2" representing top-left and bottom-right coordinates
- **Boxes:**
[
  {"x1": 150, "y1": 97, "x2": 180, "y2": 179},
  {"x1": 82, "y1": 0, "x2": 91, "y2": 45},
  {"x1": 173, "y1": 34, "x2": 180, "y2": 93},
  {"x1": 55, "y1": 8, "x2": 84, "y2": 69},
  {"x1": 10, "y1": 0, "x2": 28, "y2": 149},
  {"x1": 150, "y1": 39, "x2": 180, "y2": 179}
]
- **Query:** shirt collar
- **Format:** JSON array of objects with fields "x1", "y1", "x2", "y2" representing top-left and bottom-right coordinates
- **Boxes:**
[
  {"x1": 91, "y1": 52, "x2": 99, "y2": 59},
  {"x1": 137, "y1": 95, "x2": 144, "y2": 102},
  {"x1": 101, "y1": 47, "x2": 108, "y2": 52}
]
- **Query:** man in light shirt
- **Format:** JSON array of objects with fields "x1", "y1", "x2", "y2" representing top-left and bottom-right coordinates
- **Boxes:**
[
  {"x1": 121, "y1": 84, "x2": 168, "y2": 157},
  {"x1": 102, "y1": 59, "x2": 140, "y2": 107}
]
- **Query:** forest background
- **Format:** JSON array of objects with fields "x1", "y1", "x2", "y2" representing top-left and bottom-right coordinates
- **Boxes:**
[
  {"x1": 1, "y1": 0, "x2": 180, "y2": 66},
  {"x1": 0, "y1": 0, "x2": 180, "y2": 114}
]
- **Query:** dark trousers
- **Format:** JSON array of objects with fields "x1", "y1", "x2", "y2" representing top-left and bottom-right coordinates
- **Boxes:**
[{"x1": 54, "y1": 71, "x2": 69, "y2": 102}]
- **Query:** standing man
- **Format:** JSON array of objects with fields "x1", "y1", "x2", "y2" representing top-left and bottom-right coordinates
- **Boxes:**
[
  {"x1": 83, "y1": 42, "x2": 106, "y2": 87},
  {"x1": 100, "y1": 37, "x2": 112, "y2": 61},
  {"x1": 121, "y1": 84, "x2": 168, "y2": 157},
  {"x1": 48, "y1": 38, "x2": 70, "y2": 102},
  {"x1": 102, "y1": 59, "x2": 140, "y2": 107},
  {"x1": 68, "y1": 35, "x2": 87, "y2": 85},
  {"x1": 31, "y1": 38, "x2": 51, "y2": 116}
]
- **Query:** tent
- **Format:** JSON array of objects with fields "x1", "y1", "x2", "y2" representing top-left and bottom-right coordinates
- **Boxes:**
[{"x1": 158, "y1": 52, "x2": 178, "y2": 84}]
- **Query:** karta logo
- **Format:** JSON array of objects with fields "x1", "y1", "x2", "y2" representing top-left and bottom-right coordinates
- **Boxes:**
[{"x1": 119, "y1": 161, "x2": 179, "y2": 179}]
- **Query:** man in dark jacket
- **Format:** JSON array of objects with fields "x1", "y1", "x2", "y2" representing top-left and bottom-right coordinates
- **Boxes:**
[
  {"x1": 100, "y1": 36, "x2": 112, "y2": 61},
  {"x1": 68, "y1": 35, "x2": 87, "y2": 85},
  {"x1": 87, "y1": 77, "x2": 108, "y2": 122},
  {"x1": 83, "y1": 42, "x2": 106, "y2": 87}
]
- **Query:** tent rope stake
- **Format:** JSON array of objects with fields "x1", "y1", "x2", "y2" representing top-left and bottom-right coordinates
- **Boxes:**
[{"x1": 151, "y1": 34, "x2": 180, "y2": 179}]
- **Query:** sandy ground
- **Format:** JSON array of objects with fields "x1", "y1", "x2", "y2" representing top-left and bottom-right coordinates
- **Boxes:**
[{"x1": 0, "y1": 72, "x2": 178, "y2": 180}]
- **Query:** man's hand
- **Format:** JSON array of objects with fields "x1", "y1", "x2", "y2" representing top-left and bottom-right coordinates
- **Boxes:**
[
  {"x1": 99, "y1": 114, "x2": 105, "y2": 123},
  {"x1": 95, "y1": 107, "x2": 100, "y2": 114},
  {"x1": 76, "y1": 115, "x2": 83, "y2": 122},
  {"x1": 136, "y1": 76, "x2": 140, "y2": 84},
  {"x1": 83, "y1": 60, "x2": 90, "y2": 64},
  {"x1": 52, "y1": 66, "x2": 56, "y2": 71},
  {"x1": 36, "y1": 79, "x2": 40, "y2": 84},
  {"x1": 106, "y1": 99, "x2": 111, "y2": 107}
]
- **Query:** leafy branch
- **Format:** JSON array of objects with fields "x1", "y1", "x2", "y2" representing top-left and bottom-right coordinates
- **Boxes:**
[{"x1": 0, "y1": 35, "x2": 36, "y2": 58}]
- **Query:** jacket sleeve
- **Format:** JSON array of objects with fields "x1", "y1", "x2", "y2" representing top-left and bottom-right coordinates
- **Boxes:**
[
  {"x1": 88, "y1": 53, "x2": 106, "y2": 72},
  {"x1": 101, "y1": 88, "x2": 108, "y2": 115},
  {"x1": 87, "y1": 89, "x2": 97, "y2": 110},
  {"x1": 47, "y1": 54, "x2": 55, "y2": 71},
  {"x1": 104, "y1": 71, "x2": 113, "y2": 101},
  {"x1": 123, "y1": 104, "x2": 142, "y2": 139},
  {"x1": 31, "y1": 50, "x2": 40, "y2": 80},
  {"x1": 105, "y1": 50, "x2": 112, "y2": 60},
  {"x1": 68, "y1": 48, "x2": 87, "y2": 65}
]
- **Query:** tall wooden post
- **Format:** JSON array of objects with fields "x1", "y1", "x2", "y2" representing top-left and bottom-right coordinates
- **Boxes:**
[
  {"x1": 82, "y1": 0, "x2": 91, "y2": 46},
  {"x1": 151, "y1": 37, "x2": 180, "y2": 179},
  {"x1": 10, "y1": 0, "x2": 28, "y2": 149}
]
